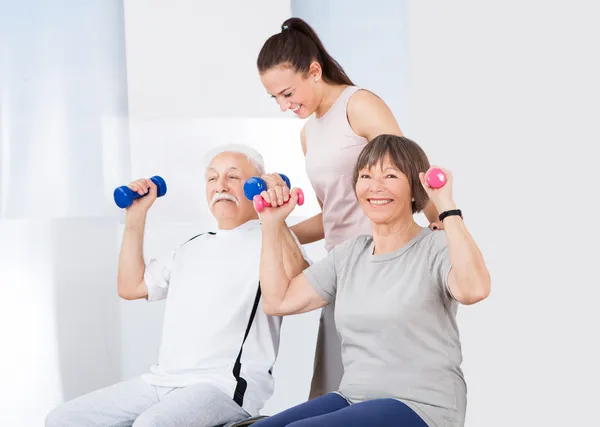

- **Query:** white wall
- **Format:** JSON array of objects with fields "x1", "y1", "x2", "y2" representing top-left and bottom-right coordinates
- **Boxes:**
[
  {"x1": 123, "y1": 0, "x2": 292, "y2": 119},
  {"x1": 407, "y1": 1, "x2": 599, "y2": 426},
  {"x1": 292, "y1": 0, "x2": 410, "y2": 132}
]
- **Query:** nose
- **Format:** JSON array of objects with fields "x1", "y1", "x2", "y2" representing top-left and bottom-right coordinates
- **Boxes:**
[
  {"x1": 215, "y1": 176, "x2": 229, "y2": 193},
  {"x1": 368, "y1": 177, "x2": 385, "y2": 193},
  {"x1": 276, "y1": 97, "x2": 290, "y2": 112}
]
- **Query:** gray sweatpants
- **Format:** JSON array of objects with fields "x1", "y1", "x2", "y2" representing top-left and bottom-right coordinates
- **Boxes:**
[{"x1": 45, "y1": 378, "x2": 250, "y2": 427}]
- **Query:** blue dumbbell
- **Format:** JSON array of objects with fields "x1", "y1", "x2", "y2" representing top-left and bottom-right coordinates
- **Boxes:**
[
  {"x1": 243, "y1": 173, "x2": 291, "y2": 201},
  {"x1": 114, "y1": 176, "x2": 167, "y2": 209},
  {"x1": 243, "y1": 173, "x2": 304, "y2": 212}
]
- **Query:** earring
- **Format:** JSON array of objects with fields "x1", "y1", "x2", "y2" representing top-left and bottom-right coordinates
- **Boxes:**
[{"x1": 411, "y1": 197, "x2": 415, "y2": 202}]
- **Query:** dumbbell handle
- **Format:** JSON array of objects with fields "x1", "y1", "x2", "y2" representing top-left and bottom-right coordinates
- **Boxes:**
[
  {"x1": 253, "y1": 188, "x2": 305, "y2": 213},
  {"x1": 113, "y1": 175, "x2": 167, "y2": 209}
]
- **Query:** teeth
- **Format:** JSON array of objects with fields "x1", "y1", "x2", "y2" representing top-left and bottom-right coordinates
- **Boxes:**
[
  {"x1": 370, "y1": 199, "x2": 392, "y2": 205},
  {"x1": 292, "y1": 104, "x2": 301, "y2": 112}
]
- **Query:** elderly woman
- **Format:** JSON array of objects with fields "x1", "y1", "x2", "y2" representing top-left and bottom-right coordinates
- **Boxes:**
[{"x1": 253, "y1": 134, "x2": 491, "y2": 427}]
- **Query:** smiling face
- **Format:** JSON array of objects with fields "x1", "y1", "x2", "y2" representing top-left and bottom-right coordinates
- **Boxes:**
[
  {"x1": 259, "y1": 63, "x2": 322, "y2": 119},
  {"x1": 353, "y1": 134, "x2": 431, "y2": 226},
  {"x1": 205, "y1": 151, "x2": 259, "y2": 229},
  {"x1": 355, "y1": 154, "x2": 415, "y2": 225}
]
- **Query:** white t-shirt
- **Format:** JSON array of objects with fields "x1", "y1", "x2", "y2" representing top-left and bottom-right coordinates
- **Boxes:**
[{"x1": 140, "y1": 219, "x2": 309, "y2": 416}]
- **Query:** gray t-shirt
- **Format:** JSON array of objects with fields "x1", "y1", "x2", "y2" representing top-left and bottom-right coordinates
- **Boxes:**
[{"x1": 304, "y1": 227, "x2": 467, "y2": 427}]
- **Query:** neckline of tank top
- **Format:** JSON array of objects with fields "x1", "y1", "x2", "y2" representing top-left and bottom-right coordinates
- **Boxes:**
[{"x1": 314, "y1": 85, "x2": 357, "y2": 122}]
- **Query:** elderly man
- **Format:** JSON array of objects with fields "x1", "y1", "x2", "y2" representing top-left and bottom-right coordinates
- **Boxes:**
[{"x1": 46, "y1": 144, "x2": 310, "y2": 427}]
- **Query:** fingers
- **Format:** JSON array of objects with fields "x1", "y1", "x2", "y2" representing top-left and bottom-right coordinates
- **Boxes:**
[
  {"x1": 260, "y1": 186, "x2": 297, "y2": 209},
  {"x1": 129, "y1": 179, "x2": 149, "y2": 196},
  {"x1": 261, "y1": 173, "x2": 287, "y2": 188},
  {"x1": 268, "y1": 188, "x2": 278, "y2": 207},
  {"x1": 263, "y1": 188, "x2": 278, "y2": 207},
  {"x1": 260, "y1": 190, "x2": 271, "y2": 204},
  {"x1": 146, "y1": 178, "x2": 157, "y2": 195},
  {"x1": 127, "y1": 178, "x2": 160, "y2": 197},
  {"x1": 282, "y1": 186, "x2": 290, "y2": 203},
  {"x1": 289, "y1": 188, "x2": 300, "y2": 206},
  {"x1": 419, "y1": 172, "x2": 434, "y2": 193},
  {"x1": 274, "y1": 186, "x2": 284, "y2": 206},
  {"x1": 127, "y1": 180, "x2": 138, "y2": 193},
  {"x1": 261, "y1": 186, "x2": 287, "y2": 207},
  {"x1": 278, "y1": 188, "x2": 299, "y2": 213},
  {"x1": 260, "y1": 173, "x2": 291, "y2": 207}
]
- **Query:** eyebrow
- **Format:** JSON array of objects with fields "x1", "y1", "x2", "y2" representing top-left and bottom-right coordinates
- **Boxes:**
[
  {"x1": 207, "y1": 166, "x2": 241, "y2": 173},
  {"x1": 361, "y1": 165, "x2": 399, "y2": 171}
]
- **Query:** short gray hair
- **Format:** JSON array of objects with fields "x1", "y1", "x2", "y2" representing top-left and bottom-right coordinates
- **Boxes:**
[{"x1": 204, "y1": 144, "x2": 265, "y2": 176}]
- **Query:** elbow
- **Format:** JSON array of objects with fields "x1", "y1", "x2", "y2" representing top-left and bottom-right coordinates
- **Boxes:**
[
  {"x1": 459, "y1": 289, "x2": 490, "y2": 305},
  {"x1": 117, "y1": 283, "x2": 136, "y2": 300},
  {"x1": 118, "y1": 289, "x2": 134, "y2": 300},
  {"x1": 457, "y1": 274, "x2": 491, "y2": 305},
  {"x1": 262, "y1": 301, "x2": 281, "y2": 316}
]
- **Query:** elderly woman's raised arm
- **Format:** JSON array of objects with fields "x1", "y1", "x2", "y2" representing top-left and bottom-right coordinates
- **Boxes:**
[{"x1": 421, "y1": 168, "x2": 491, "y2": 305}]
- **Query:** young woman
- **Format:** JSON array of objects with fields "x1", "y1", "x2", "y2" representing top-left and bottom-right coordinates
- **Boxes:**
[{"x1": 256, "y1": 17, "x2": 443, "y2": 398}]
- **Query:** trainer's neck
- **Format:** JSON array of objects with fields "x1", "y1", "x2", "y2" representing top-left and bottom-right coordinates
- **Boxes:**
[{"x1": 315, "y1": 84, "x2": 349, "y2": 118}]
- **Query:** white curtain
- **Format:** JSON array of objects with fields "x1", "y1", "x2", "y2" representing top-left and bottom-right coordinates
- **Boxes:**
[{"x1": 0, "y1": 2, "x2": 129, "y2": 425}]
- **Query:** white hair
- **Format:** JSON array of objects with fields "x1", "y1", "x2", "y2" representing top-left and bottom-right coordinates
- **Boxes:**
[{"x1": 204, "y1": 144, "x2": 265, "y2": 176}]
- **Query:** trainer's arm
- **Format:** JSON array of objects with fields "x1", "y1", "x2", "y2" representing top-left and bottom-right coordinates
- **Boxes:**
[{"x1": 289, "y1": 126, "x2": 325, "y2": 244}]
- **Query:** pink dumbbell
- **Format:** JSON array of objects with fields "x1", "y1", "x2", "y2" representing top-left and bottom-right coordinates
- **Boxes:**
[
  {"x1": 426, "y1": 168, "x2": 447, "y2": 189},
  {"x1": 253, "y1": 189, "x2": 305, "y2": 213}
]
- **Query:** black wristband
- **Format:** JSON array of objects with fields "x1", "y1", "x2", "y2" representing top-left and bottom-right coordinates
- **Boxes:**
[{"x1": 439, "y1": 209, "x2": 462, "y2": 222}]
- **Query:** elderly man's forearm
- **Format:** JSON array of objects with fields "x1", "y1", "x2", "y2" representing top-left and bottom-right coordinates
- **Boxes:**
[{"x1": 260, "y1": 223, "x2": 293, "y2": 308}]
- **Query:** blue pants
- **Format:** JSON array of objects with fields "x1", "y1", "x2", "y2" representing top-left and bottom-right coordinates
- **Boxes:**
[{"x1": 253, "y1": 393, "x2": 428, "y2": 427}]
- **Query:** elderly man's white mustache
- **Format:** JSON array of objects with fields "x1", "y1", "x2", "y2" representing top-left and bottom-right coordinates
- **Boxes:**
[{"x1": 211, "y1": 192, "x2": 240, "y2": 207}]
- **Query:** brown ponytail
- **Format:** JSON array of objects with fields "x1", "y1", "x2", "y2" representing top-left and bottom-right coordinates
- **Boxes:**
[{"x1": 257, "y1": 17, "x2": 354, "y2": 86}]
